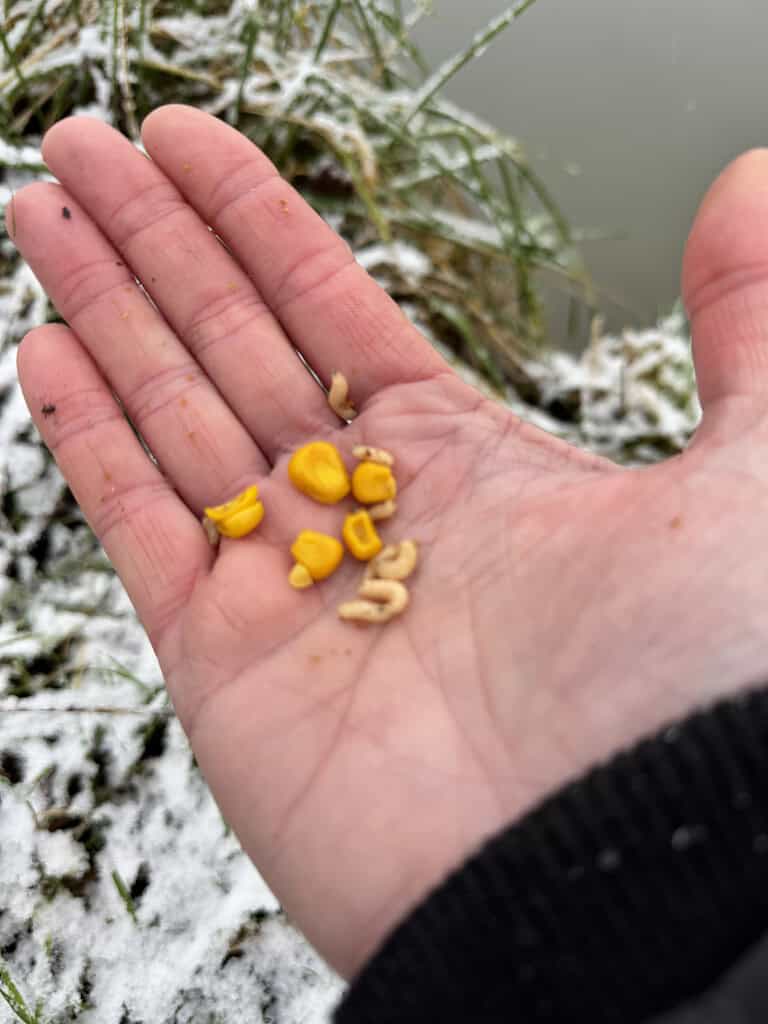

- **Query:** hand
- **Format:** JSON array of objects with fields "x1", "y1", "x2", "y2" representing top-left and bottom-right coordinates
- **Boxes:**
[{"x1": 10, "y1": 107, "x2": 768, "y2": 977}]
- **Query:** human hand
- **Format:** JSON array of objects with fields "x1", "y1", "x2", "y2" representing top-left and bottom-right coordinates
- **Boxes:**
[{"x1": 10, "y1": 107, "x2": 768, "y2": 977}]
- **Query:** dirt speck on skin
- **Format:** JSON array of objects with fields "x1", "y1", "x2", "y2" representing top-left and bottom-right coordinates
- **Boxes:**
[
  {"x1": 279, "y1": 199, "x2": 289, "y2": 214},
  {"x1": 309, "y1": 654, "x2": 323, "y2": 665},
  {"x1": 227, "y1": 282, "x2": 238, "y2": 292},
  {"x1": 62, "y1": 206, "x2": 71, "y2": 219},
  {"x1": 669, "y1": 516, "x2": 683, "y2": 529},
  {"x1": 116, "y1": 260, "x2": 124, "y2": 267},
  {"x1": 120, "y1": 312, "x2": 129, "y2": 320},
  {"x1": 182, "y1": 163, "x2": 192, "y2": 172},
  {"x1": 41, "y1": 403, "x2": 56, "y2": 417},
  {"x1": 185, "y1": 375, "x2": 194, "y2": 383},
  {"x1": 187, "y1": 431, "x2": 196, "y2": 442},
  {"x1": 104, "y1": 471, "x2": 112, "y2": 482},
  {"x1": 180, "y1": 398, "x2": 188, "y2": 408}
]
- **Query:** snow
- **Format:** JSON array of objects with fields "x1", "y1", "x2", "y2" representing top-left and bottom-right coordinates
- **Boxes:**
[
  {"x1": 0, "y1": 139, "x2": 46, "y2": 170},
  {"x1": 355, "y1": 241, "x2": 431, "y2": 282},
  {"x1": 0, "y1": 619, "x2": 344, "y2": 1021},
  {"x1": 517, "y1": 310, "x2": 700, "y2": 462},
  {"x1": 392, "y1": 142, "x2": 508, "y2": 190},
  {"x1": 35, "y1": 829, "x2": 91, "y2": 878},
  {"x1": 406, "y1": 205, "x2": 505, "y2": 249},
  {"x1": 0, "y1": 704, "x2": 343, "y2": 1022}
]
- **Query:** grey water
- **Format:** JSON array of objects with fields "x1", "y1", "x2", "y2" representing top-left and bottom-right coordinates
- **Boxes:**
[{"x1": 413, "y1": 0, "x2": 768, "y2": 343}]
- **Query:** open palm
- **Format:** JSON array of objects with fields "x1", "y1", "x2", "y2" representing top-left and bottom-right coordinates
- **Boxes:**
[{"x1": 12, "y1": 107, "x2": 768, "y2": 978}]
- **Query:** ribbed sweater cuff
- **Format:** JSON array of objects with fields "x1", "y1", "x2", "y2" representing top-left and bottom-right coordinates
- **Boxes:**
[{"x1": 335, "y1": 686, "x2": 768, "y2": 1023}]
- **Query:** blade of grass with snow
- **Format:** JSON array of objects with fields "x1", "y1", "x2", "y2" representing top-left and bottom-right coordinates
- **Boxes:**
[
  {"x1": 403, "y1": 0, "x2": 539, "y2": 125},
  {"x1": 0, "y1": 962, "x2": 43, "y2": 1024}
]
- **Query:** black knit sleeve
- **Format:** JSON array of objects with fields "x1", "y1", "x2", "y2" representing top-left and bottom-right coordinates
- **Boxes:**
[{"x1": 334, "y1": 686, "x2": 768, "y2": 1023}]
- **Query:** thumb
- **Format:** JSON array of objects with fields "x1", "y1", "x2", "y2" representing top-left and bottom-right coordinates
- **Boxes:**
[{"x1": 683, "y1": 149, "x2": 768, "y2": 442}]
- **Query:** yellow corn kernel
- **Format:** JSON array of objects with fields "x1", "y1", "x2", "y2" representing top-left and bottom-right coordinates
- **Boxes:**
[
  {"x1": 291, "y1": 530, "x2": 344, "y2": 581},
  {"x1": 343, "y1": 510, "x2": 383, "y2": 561},
  {"x1": 288, "y1": 441, "x2": 350, "y2": 504},
  {"x1": 289, "y1": 563, "x2": 314, "y2": 589},
  {"x1": 352, "y1": 462, "x2": 397, "y2": 505},
  {"x1": 204, "y1": 485, "x2": 264, "y2": 538}
]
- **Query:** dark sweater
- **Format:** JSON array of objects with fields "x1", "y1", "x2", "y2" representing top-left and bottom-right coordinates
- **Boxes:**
[{"x1": 335, "y1": 687, "x2": 768, "y2": 1022}]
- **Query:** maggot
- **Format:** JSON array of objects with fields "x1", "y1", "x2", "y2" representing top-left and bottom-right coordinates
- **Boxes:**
[
  {"x1": 365, "y1": 539, "x2": 418, "y2": 581},
  {"x1": 202, "y1": 516, "x2": 220, "y2": 547},
  {"x1": 328, "y1": 371, "x2": 357, "y2": 421},
  {"x1": 352, "y1": 445, "x2": 394, "y2": 467},
  {"x1": 365, "y1": 499, "x2": 397, "y2": 521},
  {"x1": 338, "y1": 578, "x2": 409, "y2": 624}
]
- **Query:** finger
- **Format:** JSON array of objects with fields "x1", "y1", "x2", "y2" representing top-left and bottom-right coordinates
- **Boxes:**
[
  {"x1": 40, "y1": 116, "x2": 339, "y2": 461},
  {"x1": 140, "y1": 104, "x2": 448, "y2": 406},
  {"x1": 8, "y1": 180, "x2": 266, "y2": 512},
  {"x1": 682, "y1": 149, "x2": 768, "y2": 432},
  {"x1": 16, "y1": 323, "x2": 209, "y2": 653}
]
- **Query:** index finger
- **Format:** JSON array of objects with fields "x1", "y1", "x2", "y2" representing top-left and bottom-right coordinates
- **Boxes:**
[{"x1": 140, "y1": 105, "x2": 448, "y2": 407}]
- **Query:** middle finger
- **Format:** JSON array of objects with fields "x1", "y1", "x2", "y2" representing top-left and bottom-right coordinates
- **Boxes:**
[{"x1": 40, "y1": 115, "x2": 340, "y2": 460}]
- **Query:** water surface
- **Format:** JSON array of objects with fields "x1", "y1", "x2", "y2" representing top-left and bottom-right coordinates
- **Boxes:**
[{"x1": 413, "y1": 1, "x2": 768, "y2": 341}]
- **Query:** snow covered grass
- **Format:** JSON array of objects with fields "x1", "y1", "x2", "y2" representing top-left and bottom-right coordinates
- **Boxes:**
[
  {"x1": 0, "y1": 0, "x2": 591, "y2": 368},
  {"x1": 0, "y1": 2, "x2": 700, "y2": 1020}
]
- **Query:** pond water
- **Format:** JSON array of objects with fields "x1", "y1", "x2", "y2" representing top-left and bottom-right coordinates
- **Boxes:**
[{"x1": 413, "y1": 0, "x2": 768, "y2": 343}]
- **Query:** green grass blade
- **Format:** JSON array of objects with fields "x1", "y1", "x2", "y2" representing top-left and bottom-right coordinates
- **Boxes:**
[
  {"x1": 111, "y1": 868, "x2": 138, "y2": 923},
  {"x1": 369, "y1": 4, "x2": 429, "y2": 75},
  {"x1": 14, "y1": 0, "x2": 47, "y2": 60},
  {"x1": 338, "y1": 149, "x2": 390, "y2": 241},
  {"x1": 275, "y1": 0, "x2": 292, "y2": 53},
  {"x1": 111, "y1": 0, "x2": 119, "y2": 95},
  {"x1": 429, "y1": 297, "x2": 506, "y2": 391},
  {"x1": 352, "y1": 0, "x2": 391, "y2": 86},
  {"x1": 403, "y1": 0, "x2": 539, "y2": 126},
  {"x1": 314, "y1": 0, "x2": 343, "y2": 60},
  {"x1": 0, "y1": 25, "x2": 27, "y2": 88},
  {"x1": 234, "y1": 12, "x2": 260, "y2": 126},
  {"x1": 517, "y1": 162, "x2": 571, "y2": 246},
  {"x1": 138, "y1": 0, "x2": 146, "y2": 56},
  {"x1": 0, "y1": 962, "x2": 39, "y2": 1024},
  {"x1": 497, "y1": 156, "x2": 539, "y2": 327}
]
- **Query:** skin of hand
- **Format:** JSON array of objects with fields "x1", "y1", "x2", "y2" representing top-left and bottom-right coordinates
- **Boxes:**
[{"x1": 7, "y1": 105, "x2": 768, "y2": 979}]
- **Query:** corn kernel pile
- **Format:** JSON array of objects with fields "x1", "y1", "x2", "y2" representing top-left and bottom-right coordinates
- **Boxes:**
[{"x1": 200, "y1": 376, "x2": 418, "y2": 623}]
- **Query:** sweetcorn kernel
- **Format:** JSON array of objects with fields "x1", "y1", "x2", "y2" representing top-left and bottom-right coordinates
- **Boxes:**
[
  {"x1": 289, "y1": 563, "x2": 314, "y2": 589},
  {"x1": 291, "y1": 530, "x2": 344, "y2": 580},
  {"x1": 352, "y1": 462, "x2": 397, "y2": 505},
  {"x1": 204, "y1": 485, "x2": 264, "y2": 538},
  {"x1": 288, "y1": 442, "x2": 350, "y2": 504},
  {"x1": 342, "y1": 510, "x2": 383, "y2": 561}
]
